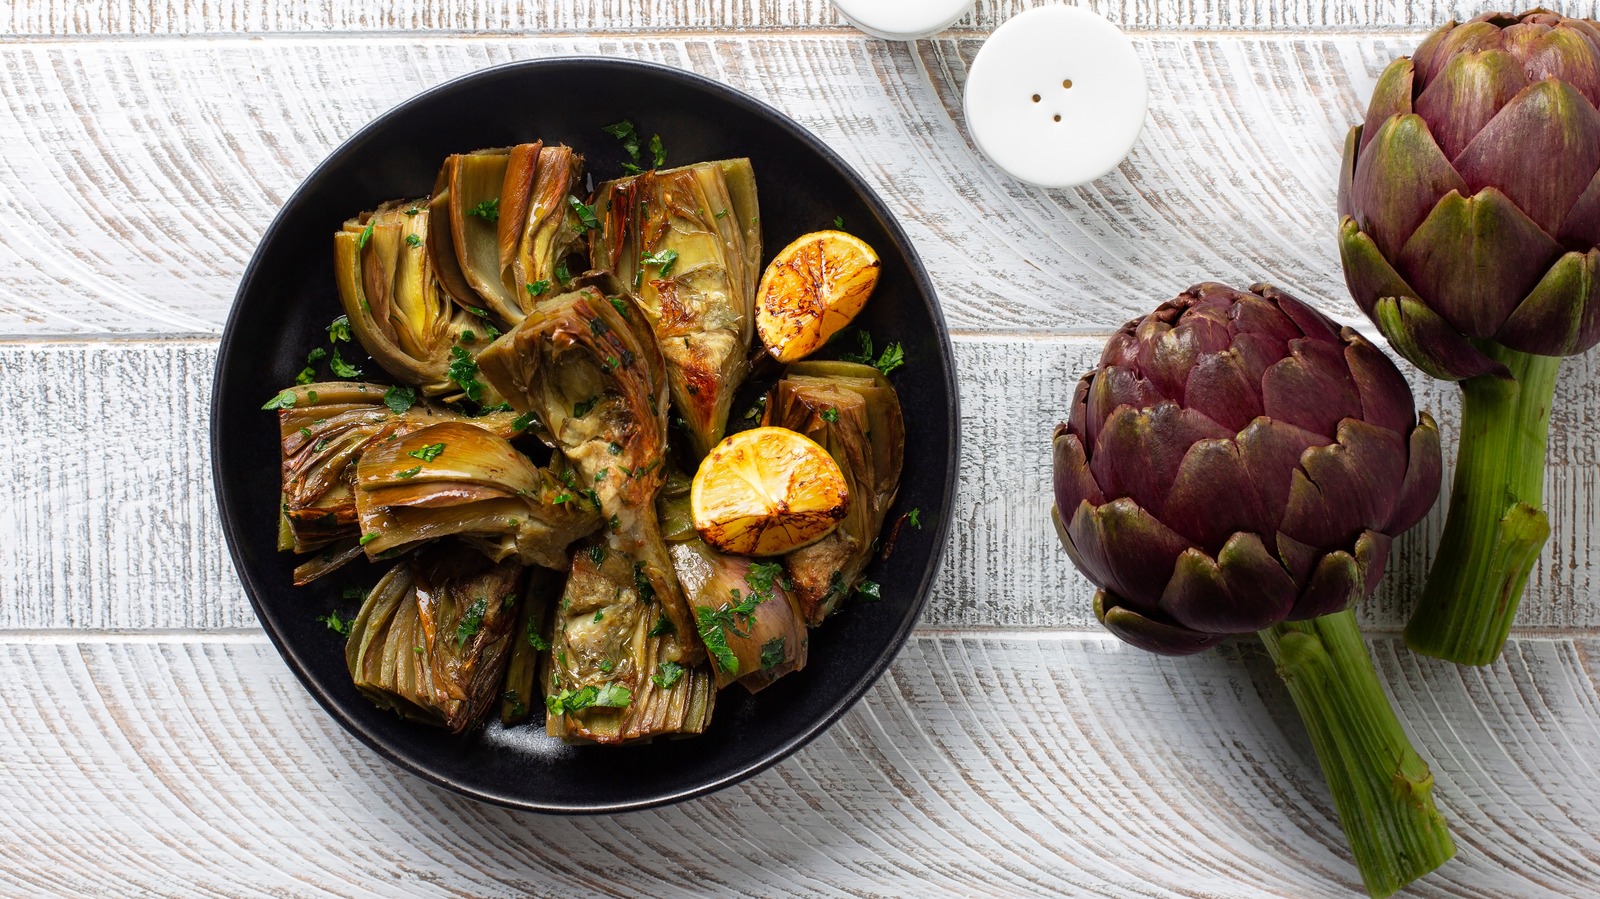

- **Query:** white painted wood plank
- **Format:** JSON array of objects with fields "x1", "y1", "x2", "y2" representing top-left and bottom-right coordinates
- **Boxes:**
[
  {"x1": 9, "y1": 0, "x2": 1600, "y2": 35},
  {"x1": 0, "y1": 634, "x2": 1594, "y2": 897},
  {"x1": 0, "y1": 34, "x2": 1428, "y2": 337},
  {"x1": 6, "y1": 339, "x2": 1599, "y2": 633}
]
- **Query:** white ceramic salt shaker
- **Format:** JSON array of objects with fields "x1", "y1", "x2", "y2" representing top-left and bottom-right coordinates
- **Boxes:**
[
  {"x1": 830, "y1": 0, "x2": 975, "y2": 41},
  {"x1": 964, "y1": 5, "x2": 1148, "y2": 188}
]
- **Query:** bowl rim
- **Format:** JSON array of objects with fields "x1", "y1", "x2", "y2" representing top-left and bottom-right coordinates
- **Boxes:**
[{"x1": 211, "y1": 55, "x2": 961, "y2": 814}]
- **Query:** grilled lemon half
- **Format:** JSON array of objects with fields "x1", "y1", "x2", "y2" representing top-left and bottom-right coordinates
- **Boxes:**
[
  {"x1": 755, "y1": 230, "x2": 880, "y2": 363},
  {"x1": 691, "y1": 427, "x2": 850, "y2": 556}
]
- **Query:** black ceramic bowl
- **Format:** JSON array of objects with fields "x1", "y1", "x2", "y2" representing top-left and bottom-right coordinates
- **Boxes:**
[{"x1": 212, "y1": 58, "x2": 958, "y2": 813}]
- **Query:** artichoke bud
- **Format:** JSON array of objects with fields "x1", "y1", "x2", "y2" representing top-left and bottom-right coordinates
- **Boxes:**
[
  {"x1": 353, "y1": 421, "x2": 601, "y2": 568},
  {"x1": 543, "y1": 534, "x2": 716, "y2": 744},
  {"x1": 670, "y1": 537, "x2": 809, "y2": 693},
  {"x1": 593, "y1": 160, "x2": 762, "y2": 459},
  {"x1": 762, "y1": 360, "x2": 905, "y2": 624},
  {"x1": 334, "y1": 201, "x2": 461, "y2": 396},
  {"x1": 272, "y1": 381, "x2": 522, "y2": 559},
  {"x1": 346, "y1": 544, "x2": 526, "y2": 733}
]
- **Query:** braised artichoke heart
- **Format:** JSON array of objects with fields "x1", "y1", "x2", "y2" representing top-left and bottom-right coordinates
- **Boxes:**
[
  {"x1": 593, "y1": 159, "x2": 761, "y2": 459},
  {"x1": 670, "y1": 537, "x2": 808, "y2": 693},
  {"x1": 353, "y1": 421, "x2": 600, "y2": 568},
  {"x1": 763, "y1": 361, "x2": 904, "y2": 624},
  {"x1": 334, "y1": 200, "x2": 482, "y2": 397},
  {"x1": 476, "y1": 277, "x2": 701, "y2": 661},
  {"x1": 347, "y1": 546, "x2": 526, "y2": 733}
]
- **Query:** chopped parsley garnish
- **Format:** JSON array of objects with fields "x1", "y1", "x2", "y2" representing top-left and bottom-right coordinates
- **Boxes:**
[
  {"x1": 262, "y1": 390, "x2": 297, "y2": 411},
  {"x1": 502, "y1": 691, "x2": 527, "y2": 718},
  {"x1": 460, "y1": 330, "x2": 477, "y2": 343},
  {"x1": 467, "y1": 198, "x2": 499, "y2": 221},
  {"x1": 841, "y1": 330, "x2": 905, "y2": 376},
  {"x1": 568, "y1": 195, "x2": 601, "y2": 232},
  {"x1": 455, "y1": 596, "x2": 488, "y2": 648},
  {"x1": 855, "y1": 580, "x2": 883, "y2": 602},
  {"x1": 908, "y1": 508, "x2": 923, "y2": 528},
  {"x1": 447, "y1": 345, "x2": 485, "y2": 403},
  {"x1": 649, "y1": 133, "x2": 666, "y2": 168},
  {"x1": 744, "y1": 396, "x2": 766, "y2": 421},
  {"x1": 527, "y1": 622, "x2": 551, "y2": 651},
  {"x1": 395, "y1": 466, "x2": 422, "y2": 479},
  {"x1": 403, "y1": 206, "x2": 422, "y2": 216},
  {"x1": 603, "y1": 120, "x2": 642, "y2": 168},
  {"x1": 607, "y1": 441, "x2": 624, "y2": 455},
  {"x1": 298, "y1": 427, "x2": 312, "y2": 439},
  {"x1": 554, "y1": 262, "x2": 571, "y2": 284},
  {"x1": 588, "y1": 544, "x2": 608, "y2": 566},
  {"x1": 526, "y1": 279, "x2": 551, "y2": 297},
  {"x1": 647, "y1": 615, "x2": 673, "y2": 638},
  {"x1": 358, "y1": 223, "x2": 374, "y2": 250},
  {"x1": 833, "y1": 215, "x2": 845, "y2": 229},
  {"x1": 359, "y1": 532, "x2": 379, "y2": 546},
  {"x1": 633, "y1": 562, "x2": 658, "y2": 604},
  {"x1": 696, "y1": 585, "x2": 768, "y2": 676},
  {"x1": 329, "y1": 346, "x2": 362, "y2": 378},
  {"x1": 328, "y1": 315, "x2": 353, "y2": 343},
  {"x1": 598, "y1": 659, "x2": 615, "y2": 674},
  {"x1": 342, "y1": 585, "x2": 366, "y2": 601},
  {"x1": 554, "y1": 493, "x2": 574, "y2": 505},
  {"x1": 317, "y1": 610, "x2": 354, "y2": 637},
  {"x1": 593, "y1": 609, "x2": 605, "y2": 623},
  {"x1": 382, "y1": 385, "x2": 416, "y2": 414},
  {"x1": 609, "y1": 296, "x2": 630, "y2": 318},
  {"x1": 595, "y1": 683, "x2": 632, "y2": 708},
  {"x1": 640, "y1": 248, "x2": 679, "y2": 277},
  {"x1": 821, "y1": 406, "x2": 839, "y2": 423},
  {"x1": 511, "y1": 411, "x2": 538, "y2": 432},
  {"x1": 761, "y1": 637, "x2": 786, "y2": 670},
  {"x1": 652, "y1": 661, "x2": 685, "y2": 689},
  {"x1": 714, "y1": 208, "x2": 729, "y2": 219},
  {"x1": 408, "y1": 442, "x2": 446, "y2": 462},
  {"x1": 404, "y1": 233, "x2": 423, "y2": 248}
]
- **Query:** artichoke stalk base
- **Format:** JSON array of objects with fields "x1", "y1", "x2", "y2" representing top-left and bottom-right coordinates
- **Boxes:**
[
  {"x1": 1405, "y1": 343, "x2": 1559, "y2": 664},
  {"x1": 1259, "y1": 611, "x2": 1456, "y2": 899}
]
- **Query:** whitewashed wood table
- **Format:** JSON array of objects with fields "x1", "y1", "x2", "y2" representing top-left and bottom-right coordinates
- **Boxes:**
[{"x1": 4, "y1": 1, "x2": 1600, "y2": 896}]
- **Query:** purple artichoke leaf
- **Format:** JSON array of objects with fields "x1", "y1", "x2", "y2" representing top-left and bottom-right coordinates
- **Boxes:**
[
  {"x1": 1351, "y1": 114, "x2": 1469, "y2": 260},
  {"x1": 1094, "y1": 590, "x2": 1226, "y2": 657},
  {"x1": 1371, "y1": 295, "x2": 1511, "y2": 381},
  {"x1": 1359, "y1": 59, "x2": 1416, "y2": 156},
  {"x1": 1159, "y1": 537, "x2": 1297, "y2": 635},
  {"x1": 1452, "y1": 79, "x2": 1600, "y2": 236},
  {"x1": 1495, "y1": 248, "x2": 1600, "y2": 356}
]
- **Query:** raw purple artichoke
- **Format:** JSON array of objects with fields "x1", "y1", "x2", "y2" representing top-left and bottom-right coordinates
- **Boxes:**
[
  {"x1": 1338, "y1": 10, "x2": 1600, "y2": 664},
  {"x1": 1054, "y1": 283, "x2": 1442, "y2": 653},
  {"x1": 1052, "y1": 283, "x2": 1453, "y2": 898}
]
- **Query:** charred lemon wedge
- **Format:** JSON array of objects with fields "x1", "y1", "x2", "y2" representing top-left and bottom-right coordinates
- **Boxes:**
[
  {"x1": 756, "y1": 230, "x2": 880, "y2": 363},
  {"x1": 691, "y1": 427, "x2": 849, "y2": 556}
]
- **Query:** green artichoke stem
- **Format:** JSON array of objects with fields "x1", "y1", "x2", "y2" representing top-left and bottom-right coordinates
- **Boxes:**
[
  {"x1": 1406, "y1": 343, "x2": 1559, "y2": 665},
  {"x1": 1258, "y1": 611, "x2": 1455, "y2": 899}
]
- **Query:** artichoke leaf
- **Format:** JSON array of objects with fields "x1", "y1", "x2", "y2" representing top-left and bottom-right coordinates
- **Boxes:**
[
  {"x1": 593, "y1": 160, "x2": 760, "y2": 458},
  {"x1": 763, "y1": 361, "x2": 904, "y2": 624},
  {"x1": 500, "y1": 566, "x2": 563, "y2": 726},
  {"x1": 353, "y1": 421, "x2": 600, "y2": 568},
  {"x1": 346, "y1": 545, "x2": 526, "y2": 733},
  {"x1": 499, "y1": 143, "x2": 585, "y2": 321},
  {"x1": 670, "y1": 537, "x2": 809, "y2": 693},
  {"x1": 429, "y1": 148, "x2": 521, "y2": 320}
]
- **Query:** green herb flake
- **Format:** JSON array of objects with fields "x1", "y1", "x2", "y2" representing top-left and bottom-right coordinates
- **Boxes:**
[
  {"x1": 329, "y1": 346, "x2": 362, "y2": 378},
  {"x1": 408, "y1": 442, "x2": 446, "y2": 462},
  {"x1": 874, "y1": 342, "x2": 905, "y2": 376},
  {"x1": 554, "y1": 262, "x2": 571, "y2": 285},
  {"x1": 714, "y1": 208, "x2": 729, "y2": 220},
  {"x1": 908, "y1": 508, "x2": 923, "y2": 528},
  {"x1": 328, "y1": 315, "x2": 353, "y2": 343},
  {"x1": 382, "y1": 385, "x2": 416, "y2": 414},
  {"x1": 404, "y1": 233, "x2": 423, "y2": 248},
  {"x1": 572, "y1": 396, "x2": 600, "y2": 418},
  {"x1": 403, "y1": 206, "x2": 422, "y2": 216},
  {"x1": 396, "y1": 466, "x2": 422, "y2": 479},
  {"x1": 358, "y1": 223, "x2": 374, "y2": 250},
  {"x1": 342, "y1": 585, "x2": 366, "y2": 601},
  {"x1": 744, "y1": 396, "x2": 767, "y2": 421},
  {"x1": 568, "y1": 195, "x2": 601, "y2": 232},
  {"x1": 455, "y1": 596, "x2": 489, "y2": 648},
  {"x1": 447, "y1": 345, "x2": 485, "y2": 403},
  {"x1": 640, "y1": 248, "x2": 679, "y2": 277},
  {"x1": 822, "y1": 406, "x2": 839, "y2": 423},
  {"x1": 317, "y1": 610, "x2": 354, "y2": 637},
  {"x1": 588, "y1": 544, "x2": 608, "y2": 566},
  {"x1": 294, "y1": 367, "x2": 316, "y2": 385},
  {"x1": 855, "y1": 579, "x2": 883, "y2": 602},
  {"x1": 526, "y1": 280, "x2": 551, "y2": 297},
  {"x1": 603, "y1": 120, "x2": 642, "y2": 165},
  {"x1": 608, "y1": 296, "x2": 630, "y2": 318},
  {"x1": 527, "y1": 625, "x2": 551, "y2": 652},
  {"x1": 647, "y1": 615, "x2": 674, "y2": 638},
  {"x1": 594, "y1": 682, "x2": 632, "y2": 708},
  {"x1": 299, "y1": 427, "x2": 313, "y2": 439},
  {"x1": 503, "y1": 690, "x2": 527, "y2": 718},
  {"x1": 467, "y1": 198, "x2": 500, "y2": 221},
  {"x1": 598, "y1": 659, "x2": 615, "y2": 674},
  {"x1": 262, "y1": 390, "x2": 298, "y2": 411},
  {"x1": 460, "y1": 330, "x2": 477, "y2": 343},
  {"x1": 359, "y1": 532, "x2": 379, "y2": 546},
  {"x1": 760, "y1": 636, "x2": 786, "y2": 670},
  {"x1": 649, "y1": 133, "x2": 666, "y2": 168},
  {"x1": 652, "y1": 661, "x2": 685, "y2": 689},
  {"x1": 511, "y1": 411, "x2": 538, "y2": 432},
  {"x1": 833, "y1": 215, "x2": 845, "y2": 229},
  {"x1": 607, "y1": 441, "x2": 624, "y2": 455}
]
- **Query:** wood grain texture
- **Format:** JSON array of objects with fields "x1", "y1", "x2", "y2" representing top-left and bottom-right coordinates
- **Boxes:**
[
  {"x1": 0, "y1": 33, "x2": 1439, "y2": 337},
  {"x1": 6, "y1": 338, "x2": 1599, "y2": 633},
  {"x1": 8, "y1": 0, "x2": 1600, "y2": 35},
  {"x1": 0, "y1": 634, "x2": 1595, "y2": 897}
]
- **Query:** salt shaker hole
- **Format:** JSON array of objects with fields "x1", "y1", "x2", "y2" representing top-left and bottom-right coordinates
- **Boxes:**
[
  {"x1": 1063, "y1": 79, "x2": 1074, "y2": 89},
  {"x1": 1032, "y1": 94, "x2": 1041, "y2": 102}
]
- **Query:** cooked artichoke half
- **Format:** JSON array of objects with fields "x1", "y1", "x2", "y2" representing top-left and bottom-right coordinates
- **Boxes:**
[
  {"x1": 272, "y1": 381, "x2": 521, "y2": 557},
  {"x1": 763, "y1": 361, "x2": 904, "y2": 624},
  {"x1": 335, "y1": 200, "x2": 478, "y2": 397},
  {"x1": 346, "y1": 545, "x2": 525, "y2": 733},
  {"x1": 429, "y1": 144, "x2": 585, "y2": 324},
  {"x1": 670, "y1": 537, "x2": 808, "y2": 693},
  {"x1": 353, "y1": 421, "x2": 600, "y2": 569},
  {"x1": 476, "y1": 277, "x2": 702, "y2": 662},
  {"x1": 592, "y1": 159, "x2": 761, "y2": 459},
  {"x1": 543, "y1": 536, "x2": 715, "y2": 744}
]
